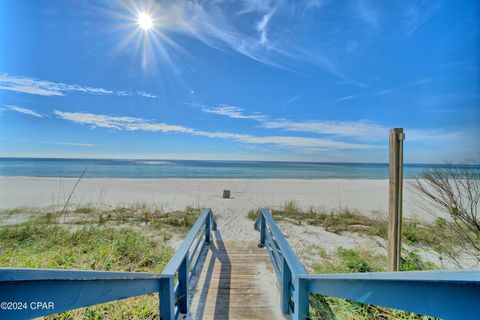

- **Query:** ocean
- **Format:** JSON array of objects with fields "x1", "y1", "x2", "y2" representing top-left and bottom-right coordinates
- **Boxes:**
[{"x1": 0, "y1": 157, "x2": 470, "y2": 179}]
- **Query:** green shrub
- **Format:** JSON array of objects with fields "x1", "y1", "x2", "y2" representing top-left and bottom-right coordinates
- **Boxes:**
[
  {"x1": 401, "y1": 250, "x2": 437, "y2": 271},
  {"x1": 337, "y1": 247, "x2": 376, "y2": 273}
]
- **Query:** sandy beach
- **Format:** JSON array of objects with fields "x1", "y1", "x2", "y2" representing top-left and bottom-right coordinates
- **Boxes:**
[
  {"x1": 0, "y1": 176, "x2": 472, "y2": 269},
  {"x1": 0, "y1": 176, "x2": 430, "y2": 239}
]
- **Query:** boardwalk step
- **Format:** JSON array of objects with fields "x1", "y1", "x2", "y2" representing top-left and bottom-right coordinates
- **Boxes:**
[{"x1": 189, "y1": 239, "x2": 285, "y2": 319}]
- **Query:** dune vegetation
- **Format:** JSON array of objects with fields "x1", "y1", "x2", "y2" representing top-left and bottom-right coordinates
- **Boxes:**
[{"x1": 0, "y1": 205, "x2": 201, "y2": 319}]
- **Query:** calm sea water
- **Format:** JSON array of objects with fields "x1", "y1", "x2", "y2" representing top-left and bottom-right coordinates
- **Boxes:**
[{"x1": 0, "y1": 157, "x2": 466, "y2": 179}]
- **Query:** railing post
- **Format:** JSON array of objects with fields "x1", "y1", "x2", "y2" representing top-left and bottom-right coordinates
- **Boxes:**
[
  {"x1": 211, "y1": 211, "x2": 217, "y2": 231},
  {"x1": 388, "y1": 128, "x2": 405, "y2": 271},
  {"x1": 205, "y1": 210, "x2": 211, "y2": 244},
  {"x1": 178, "y1": 256, "x2": 189, "y2": 314},
  {"x1": 159, "y1": 276, "x2": 175, "y2": 320},
  {"x1": 281, "y1": 257, "x2": 292, "y2": 314},
  {"x1": 259, "y1": 213, "x2": 266, "y2": 247},
  {"x1": 292, "y1": 277, "x2": 309, "y2": 320}
]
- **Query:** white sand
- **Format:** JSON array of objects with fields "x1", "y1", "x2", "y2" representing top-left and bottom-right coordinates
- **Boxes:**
[
  {"x1": 0, "y1": 176, "x2": 467, "y2": 268},
  {"x1": 0, "y1": 177, "x2": 430, "y2": 239}
]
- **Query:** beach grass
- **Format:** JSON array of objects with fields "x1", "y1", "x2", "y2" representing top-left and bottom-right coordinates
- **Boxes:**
[
  {"x1": 0, "y1": 205, "x2": 202, "y2": 319},
  {"x1": 0, "y1": 222, "x2": 171, "y2": 319},
  {"x1": 248, "y1": 202, "x2": 455, "y2": 249},
  {"x1": 12, "y1": 204, "x2": 202, "y2": 234}
]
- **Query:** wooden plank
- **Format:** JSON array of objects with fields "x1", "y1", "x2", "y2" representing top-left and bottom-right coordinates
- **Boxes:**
[{"x1": 189, "y1": 234, "x2": 285, "y2": 319}]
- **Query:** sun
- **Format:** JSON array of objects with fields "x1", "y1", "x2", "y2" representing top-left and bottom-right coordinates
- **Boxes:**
[{"x1": 137, "y1": 12, "x2": 153, "y2": 31}]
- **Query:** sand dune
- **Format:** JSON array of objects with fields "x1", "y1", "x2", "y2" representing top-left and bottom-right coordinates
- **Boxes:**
[{"x1": 0, "y1": 177, "x2": 431, "y2": 238}]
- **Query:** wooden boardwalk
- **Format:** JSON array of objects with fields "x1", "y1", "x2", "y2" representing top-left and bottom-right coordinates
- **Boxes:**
[{"x1": 189, "y1": 230, "x2": 285, "y2": 320}]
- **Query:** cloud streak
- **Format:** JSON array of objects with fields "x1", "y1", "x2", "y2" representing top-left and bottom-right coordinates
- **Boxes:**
[
  {"x1": 192, "y1": 103, "x2": 469, "y2": 144},
  {"x1": 200, "y1": 104, "x2": 266, "y2": 120},
  {"x1": 142, "y1": 0, "x2": 344, "y2": 76},
  {"x1": 260, "y1": 119, "x2": 387, "y2": 139},
  {"x1": 351, "y1": 0, "x2": 381, "y2": 33},
  {"x1": 42, "y1": 141, "x2": 98, "y2": 147},
  {"x1": 403, "y1": 2, "x2": 443, "y2": 38},
  {"x1": 263, "y1": 119, "x2": 475, "y2": 146},
  {"x1": 189, "y1": 103, "x2": 388, "y2": 140},
  {"x1": 3, "y1": 105, "x2": 44, "y2": 118},
  {"x1": 54, "y1": 110, "x2": 381, "y2": 151},
  {"x1": 0, "y1": 74, "x2": 156, "y2": 98}
]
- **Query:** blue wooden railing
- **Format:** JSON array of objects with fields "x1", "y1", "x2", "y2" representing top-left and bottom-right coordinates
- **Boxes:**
[
  {"x1": 0, "y1": 208, "x2": 216, "y2": 320},
  {"x1": 159, "y1": 207, "x2": 216, "y2": 319},
  {"x1": 254, "y1": 208, "x2": 480, "y2": 320}
]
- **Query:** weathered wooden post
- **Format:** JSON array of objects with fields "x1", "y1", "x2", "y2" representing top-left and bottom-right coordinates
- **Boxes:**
[{"x1": 387, "y1": 128, "x2": 405, "y2": 271}]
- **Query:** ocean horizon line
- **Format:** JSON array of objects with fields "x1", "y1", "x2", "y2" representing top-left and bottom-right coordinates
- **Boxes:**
[
  {"x1": 1, "y1": 156, "x2": 477, "y2": 166},
  {"x1": 1, "y1": 158, "x2": 478, "y2": 180}
]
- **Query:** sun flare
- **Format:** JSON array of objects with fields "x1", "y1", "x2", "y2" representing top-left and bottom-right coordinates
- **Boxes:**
[{"x1": 137, "y1": 12, "x2": 153, "y2": 31}]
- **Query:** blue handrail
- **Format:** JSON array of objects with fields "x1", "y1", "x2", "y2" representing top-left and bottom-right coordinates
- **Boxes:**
[
  {"x1": 0, "y1": 269, "x2": 168, "y2": 319},
  {"x1": 254, "y1": 208, "x2": 480, "y2": 320},
  {"x1": 159, "y1": 208, "x2": 216, "y2": 319},
  {"x1": 0, "y1": 208, "x2": 217, "y2": 320},
  {"x1": 255, "y1": 208, "x2": 309, "y2": 318},
  {"x1": 303, "y1": 271, "x2": 480, "y2": 319}
]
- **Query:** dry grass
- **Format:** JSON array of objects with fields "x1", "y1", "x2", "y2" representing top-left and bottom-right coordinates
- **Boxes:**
[
  {"x1": 0, "y1": 221, "x2": 173, "y2": 319},
  {"x1": 248, "y1": 202, "x2": 461, "y2": 258},
  {"x1": 248, "y1": 203, "x2": 387, "y2": 236},
  {"x1": 0, "y1": 204, "x2": 201, "y2": 319}
]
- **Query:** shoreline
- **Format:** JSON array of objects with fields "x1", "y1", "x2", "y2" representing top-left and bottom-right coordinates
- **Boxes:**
[{"x1": 0, "y1": 175, "x2": 407, "y2": 180}]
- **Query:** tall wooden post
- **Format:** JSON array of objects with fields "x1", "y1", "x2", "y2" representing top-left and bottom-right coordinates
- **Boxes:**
[{"x1": 387, "y1": 128, "x2": 405, "y2": 271}]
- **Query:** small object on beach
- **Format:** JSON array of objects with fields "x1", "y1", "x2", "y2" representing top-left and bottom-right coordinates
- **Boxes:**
[{"x1": 222, "y1": 190, "x2": 231, "y2": 199}]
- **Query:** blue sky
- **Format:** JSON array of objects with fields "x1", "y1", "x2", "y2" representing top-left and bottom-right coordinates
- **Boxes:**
[{"x1": 0, "y1": 0, "x2": 479, "y2": 163}]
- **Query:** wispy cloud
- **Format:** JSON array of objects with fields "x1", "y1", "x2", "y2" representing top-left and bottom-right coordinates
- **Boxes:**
[
  {"x1": 0, "y1": 73, "x2": 156, "y2": 98},
  {"x1": 136, "y1": 91, "x2": 157, "y2": 98},
  {"x1": 190, "y1": 103, "x2": 385, "y2": 139},
  {"x1": 190, "y1": 102, "x2": 388, "y2": 140},
  {"x1": 282, "y1": 94, "x2": 302, "y2": 106},
  {"x1": 331, "y1": 93, "x2": 362, "y2": 103},
  {"x1": 54, "y1": 110, "x2": 380, "y2": 151},
  {"x1": 260, "y1": 119, "x2": 387, "y2": 139},
  {"x1": 141, "y1": 0, "x2": 343, "y2": 76},
  {"x1": 403, "y1": 1, "x2": 443, "y2": 38},
  {"x1": 256, "y1": 5, "x2": 279, "y2": 45},
  {"x1": 261, "y1": 119, "x2": 475, "y2": 146},
  {"x1": 2, "y1": 105, "x2": 44, "y2": 118},
  {"x1": 201, "y1": 105, "x2": 266, "y2": 120},
  {"x1": 233, "y1": 135, "x2": 379, "y2": 150},
  {"x1": 305, "y1": 0, "x2": 330, "y2": 10},
  {"x1": 335, "y1": 80, "x2": 370, "y2": 89},
  {"x1": 372, "y1": 89, "x2": 397, "y2": 96},
  {"x1": 350, "y1": 0, "x2": 380, "y2": 33},
  {"x1": 192, "y1": 102, "x2": 469, "y2": 144},
  {"x1": 42, "y1": 141, "x2": 98, "y2": 147}
]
